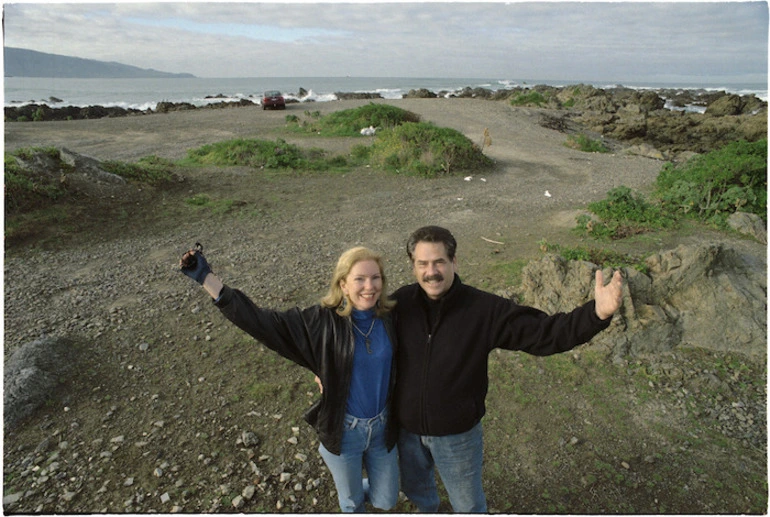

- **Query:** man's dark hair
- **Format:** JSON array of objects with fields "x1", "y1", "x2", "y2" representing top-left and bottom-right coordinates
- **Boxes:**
[{"x1": 406, "y1": 226, "x2": 457, "y2": 261}]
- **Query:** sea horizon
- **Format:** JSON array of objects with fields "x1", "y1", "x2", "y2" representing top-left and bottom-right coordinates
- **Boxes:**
[{"x1": 4, "y1": 76, "x2": 768, "y2": 112}]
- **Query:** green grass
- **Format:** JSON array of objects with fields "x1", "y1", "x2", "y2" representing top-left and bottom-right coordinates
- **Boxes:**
[
  {"x1": 510, "y1": 91, "x2": 549, "y2": 107},
  {"x1": 101, "y1": 155, "x2": 177, "y2": 184},
  {"x1": 565, "y1": 133, "x2": 610, "y2": 153},
  {"x1": 183, "y1": 194, "x2": 238, "y2": 215},
  {"x1": 180, "y1": 138, "x2": 347, "y2": 172},
  {"x1": 570, "y1": 140, "x2": 767, "y2": 244},
  {"x1": 5, "y1": 148, "x2": 71, "y2": 214},
  {"x1": 577, "y1": 186, "x2": 676, "y2": 240},
  {"x1": 286, "y1": 103, "x2": 421, "y2": 136},
  {"x1": 536, "y1": 239, "x2": 650, "y2": 272},
  {"x1": 655, "y1": 138, "x2": 767, "y2": 226},
  {"x1": 353, "y1": 121, "x2": 494, "y2": 177}
]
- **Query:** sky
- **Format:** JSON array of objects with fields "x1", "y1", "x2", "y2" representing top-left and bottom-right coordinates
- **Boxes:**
[{"x1": 3, "y1": 1, "x2": 769, "y2": 84}]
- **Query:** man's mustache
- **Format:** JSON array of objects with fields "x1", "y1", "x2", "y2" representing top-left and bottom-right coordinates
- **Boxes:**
[{"x1": 422, "y1": 274, "x2": 444, "y2": 283}]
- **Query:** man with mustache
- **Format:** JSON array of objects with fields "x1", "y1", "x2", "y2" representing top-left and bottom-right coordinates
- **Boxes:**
[{"x1": 391, "y1": 226, "x2": 624, "y2": 513}]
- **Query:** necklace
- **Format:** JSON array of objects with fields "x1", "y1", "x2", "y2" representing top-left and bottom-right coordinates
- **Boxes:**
[{"x1": 352, "y1": 319, "x2": 376, "y2": 354}]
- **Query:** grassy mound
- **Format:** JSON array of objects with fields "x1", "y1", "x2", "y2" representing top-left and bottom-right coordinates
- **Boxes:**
[
  {"x1": 353, "y1": 121, "x2": 494, "y2": 177},
  {"x1": 181, "y1": 138, "x2": 347, "y2": 171},
  {"x1": 5, "y1": 147, "x2": 70, "y2": 215},
  {"x1": 287, "y1": 103, "x2": 421, "y2": 136}
]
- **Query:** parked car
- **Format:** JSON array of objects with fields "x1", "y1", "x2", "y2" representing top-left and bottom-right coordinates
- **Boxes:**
[{"x1": 262, "y1": 90, "x2": 286, "y2": 110}]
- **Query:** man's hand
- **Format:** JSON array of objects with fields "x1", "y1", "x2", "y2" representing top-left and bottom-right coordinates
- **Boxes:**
[
  {"x1": 594, "y1": 269, "x2": 623, "y2": 320},
  {"x1": 314, "y1": 375, "x2": 323, "y2": 394}
]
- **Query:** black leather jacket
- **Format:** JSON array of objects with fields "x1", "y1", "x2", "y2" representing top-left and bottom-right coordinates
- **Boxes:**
[{"x1": 214, "y1": 285, "x2": 398, "y2": 455}]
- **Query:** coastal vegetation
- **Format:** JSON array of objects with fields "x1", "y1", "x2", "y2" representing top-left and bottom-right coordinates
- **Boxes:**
[
  {"x1": 536, "y1": 239, "x2": 650, "y2": 273},
  {"x1": 284, "y1": 103, "x2": 493, "y2": 176},
  {"x1": 101, "y1": 156, "x2": 177, "y2": 185},
  {"x1": 179, "y1": 138, "x2": 347, "y2": 172},
  {"x1": 351, "y1": 122, "x2": 493, "y2": 177},
  {"x1": 286, "y1": 103, "x2": 421, "y2": 136},
  {"x1": 509, "y1": 90, "x2": 549, "y2": 107},
  {"x1": 575, "y1": 139, "x2": 767, "y2": 240},
  {"x1": 655, "y1": 138, "x2": 767, "y2": 225},
  {"x1": 5, "y1": 147, "x2": 69, "y2": 214},
  {"x1": 565, "y1": 133, "x2": 610, "y2": 153}
]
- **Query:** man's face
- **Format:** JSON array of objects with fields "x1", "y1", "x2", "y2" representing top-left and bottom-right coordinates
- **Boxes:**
[{"x1": 411, "y1": 241, "x2": 457, "y2": 300}]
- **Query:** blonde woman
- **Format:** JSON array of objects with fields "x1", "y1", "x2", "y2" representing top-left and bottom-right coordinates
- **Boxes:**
[{"x1": 180, "y1": 245, "x2": 398, "y2": 513}]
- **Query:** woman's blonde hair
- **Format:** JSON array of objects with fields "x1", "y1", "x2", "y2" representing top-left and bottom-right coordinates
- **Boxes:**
[{"x1": 321, "y1": 246, "x2": 396, "y2": 317}]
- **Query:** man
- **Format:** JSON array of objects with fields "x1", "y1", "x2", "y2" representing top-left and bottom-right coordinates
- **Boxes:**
[{"x1": 391, "y1": 226, "x2": 623, "y2": 513}]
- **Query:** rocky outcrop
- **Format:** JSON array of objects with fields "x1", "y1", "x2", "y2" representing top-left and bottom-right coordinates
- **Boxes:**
[
  {"x1": 8, "y1": 148, "x2": 129, "y2": 202},
  {"x1": 4, "y1": 337, "x2": 81, "y2": 430},
  {"x1": 403, "y1": 88, "x2": 438, "y2": 99},
  {"x1": 5, "y1": 98, "x2": 257, "y2": 121},
  {"x1": 519, "y1": 243, "x2": 767, "y2": 359},
  {"x1": 728, "y1": 212, "x2": 767, "y2": 243},
  {"x1": 4, "y1": 103, "x2": 145, "y2": 121},
  {"x1": 451, "y1": 83, "x2": 767, "y2": 157},
  {"x1": 333, "y1": 92, "x2": 383, "y2": 100}
]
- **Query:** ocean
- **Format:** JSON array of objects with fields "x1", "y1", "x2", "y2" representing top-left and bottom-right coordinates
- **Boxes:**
[{"x1": 4, "y1": 76, "x2": 768, "y2": 112}]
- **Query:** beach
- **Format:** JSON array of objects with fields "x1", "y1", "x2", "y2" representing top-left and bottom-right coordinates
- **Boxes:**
[
  {"x1": 4, "y1": 97, "x2": 767, "y2": 514},
  {"x1": 4, "y1": 97, "x2": 675, "y2": 259}
]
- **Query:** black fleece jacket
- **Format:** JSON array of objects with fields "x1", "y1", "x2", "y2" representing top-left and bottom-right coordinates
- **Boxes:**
[
  {"x1": 214, "y1": 285, "x2": 398, "y2": 455},
  {"x1": 391, "y1": 274, "x2": 612, "y2": 437}
]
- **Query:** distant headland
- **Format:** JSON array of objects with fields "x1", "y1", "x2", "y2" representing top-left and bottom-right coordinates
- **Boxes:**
[{"x1": 4, "y1": 47, "x2": 196, "y2": 79}]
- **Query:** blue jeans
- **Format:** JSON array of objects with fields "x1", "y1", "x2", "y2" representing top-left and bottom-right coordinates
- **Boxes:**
[
  {"x1": 318, "y1": 409, "x2": 399, "y2": 512},
  {"x1": 398, "y1": 422, "x2": 487, "y2": 513}
]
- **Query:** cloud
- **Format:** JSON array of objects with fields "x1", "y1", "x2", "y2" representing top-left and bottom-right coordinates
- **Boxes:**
[{"x1": 4, "y1": 2, "x2": 768, "y2": 82}]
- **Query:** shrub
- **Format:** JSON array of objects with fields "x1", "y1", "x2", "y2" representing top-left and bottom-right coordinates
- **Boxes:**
[
  {"x1": 655, "y1": 139, "x2": 767, "y2": 225},
  {"x1": 184, "y1": 138, "x2": 305, "y2": 169},
  {"x1": 511, "y1": 91, "x2": 548, "y2": 107},
  {"x1": 183, "y1": 138, "x2": 344, "y2": 172},
  {"x1": 294, "y1": 104, "x2": 421, "y2": 136},
  {"x1": 102, "y1": 155, "x2": 176, "y2": 184},
  {"x1": 578, "y1": 186, "x2": 674, "y2": 239},
  {"x1": 364, "y1": 122, "x2": 493, "y2": 177},
  {"x1": 565, "y1": 133, "x2": 609, "y2": 153},
  {"x1": 538, "y1": 239, "x2": 649, "y2": 273},
  {"x1": 4, "y1": 149, "x2": 70, "y2": 214}
]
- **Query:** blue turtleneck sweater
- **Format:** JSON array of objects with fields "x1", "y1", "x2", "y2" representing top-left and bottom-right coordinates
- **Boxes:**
[{"x1": 346, "y1": 309, "x2": 392, "y2": 418}]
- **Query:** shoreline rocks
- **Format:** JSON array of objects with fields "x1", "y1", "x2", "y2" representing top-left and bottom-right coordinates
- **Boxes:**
[{"x1": 6, "y1": 85, "x2": 765, "y2": 157}]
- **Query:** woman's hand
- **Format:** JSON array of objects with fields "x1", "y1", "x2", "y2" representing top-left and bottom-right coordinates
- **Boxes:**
[{"x1": 180, "y1": 244, "x2": 212, "y2": 285}]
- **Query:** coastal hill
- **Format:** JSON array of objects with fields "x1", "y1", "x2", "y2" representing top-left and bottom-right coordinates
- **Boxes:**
[{"x1": 4, "y1": 47, "x2": 195, "y2": 78}]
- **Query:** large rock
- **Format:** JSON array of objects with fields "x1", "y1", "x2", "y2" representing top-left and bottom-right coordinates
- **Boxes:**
[
  {"x1": 727, "y1": 212, "x2": 767, "y2": 244},
  {"x1": 59, "y1": 147, "x2": 127, "y2": 185},
  {"x1": 519, "y1": 243, "x2": 767, "y2": 358},
  {"x1": 4, "y1": 336, "x2": 82, "y2": 430}
]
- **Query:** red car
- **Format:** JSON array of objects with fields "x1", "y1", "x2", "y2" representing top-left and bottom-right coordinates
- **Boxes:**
[{"x1": 262, "y1": 90, "x2": 286, "y2": 110}]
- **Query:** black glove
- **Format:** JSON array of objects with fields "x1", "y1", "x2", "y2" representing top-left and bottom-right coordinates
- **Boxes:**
[{"x1": 180, "y1": 243, "x2": 212, "y2": 285}]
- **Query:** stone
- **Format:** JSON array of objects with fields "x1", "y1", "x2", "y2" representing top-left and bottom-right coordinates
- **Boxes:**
[
  {"x1": 4, "y1": 337, "x2": 81, "y2": 430},
  {"x1": 728, "y1": 212, "x2": 767, "y2": 244},
  {"x1": 519, "y1": 243, "x2": 766, "y2": 357}
]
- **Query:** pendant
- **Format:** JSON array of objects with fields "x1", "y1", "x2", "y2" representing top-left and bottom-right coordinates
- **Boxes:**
[{"x1": 365, "y1": 339, "x2": 372, "y2": 354}]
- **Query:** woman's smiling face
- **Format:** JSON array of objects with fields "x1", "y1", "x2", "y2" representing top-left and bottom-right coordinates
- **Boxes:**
[{"x1": 340, "y1": 259, "x2": 383, "y2": 311}]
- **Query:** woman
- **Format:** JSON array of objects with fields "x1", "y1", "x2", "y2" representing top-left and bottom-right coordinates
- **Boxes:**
[{"x1": 179, "y1": 245, "x2": 399, "y2": 513}]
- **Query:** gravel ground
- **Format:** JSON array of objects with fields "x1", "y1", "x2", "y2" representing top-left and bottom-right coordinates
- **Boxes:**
[{"x1": 4, "y1": 99, "x2": 766, "y2": 513}]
